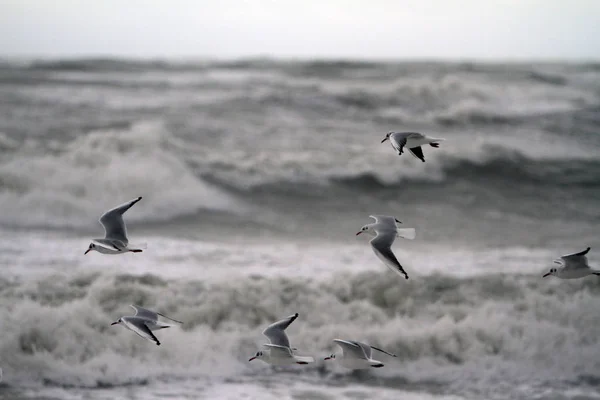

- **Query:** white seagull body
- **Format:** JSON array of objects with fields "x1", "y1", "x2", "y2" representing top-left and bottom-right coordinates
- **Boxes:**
[
  {"x1": 249, "y1": 313, "x2": 314, "y2": 365},
  {"x1": 356, "y1": 215, "x2": 416, "y2": 279},
  {"x1": 85, "y1": 197, "x2": 146, "y2": 255},
  {"x1": 324, "y1": 339, "x2": 396, "y2": 369},
  {"x1": 381, "y1": 132, "x2": 445, "y2": 162},
  {"x1": 111, "y1": 305, "x2": 183, "y2": 346},
  {"x1": 543, "y1": 247, "x2": 599, "y2": 279}
]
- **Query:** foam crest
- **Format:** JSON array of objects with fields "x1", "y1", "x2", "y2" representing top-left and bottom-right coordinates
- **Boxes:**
[{"x1": 0, "y1": 121, "x2": 245, "y2": 229}]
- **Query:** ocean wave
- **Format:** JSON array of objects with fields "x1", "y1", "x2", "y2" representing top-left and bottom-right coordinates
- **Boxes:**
[
  {"x1": 578, "y1": 62, "x2": 600, "y2": 72},
  {"x1": 2, "y1": 58, "x2": 596, "y2": 88},
  {"x1": 1, "y1": 124, "x2": 597, "y2": 231},
  {"x1": 1, "y1": 271, "x2": 599, "y2": 388},
  {"x1": 315, "y1": 72, "x2": 595, "y2": 123},
  {"x1": 435, "y1": 108, "x2": 523, "y2": 126},
  {"x1": 25, "y1": 58, "x2": 182, "y2": 72},
  {"x1": 0, "y1": 59, "x2": 598, "y2": 229},
  {"x1": 5, "y1": 59, "x2": 598, "y2": 127},
  {"x1": 433, "y1": 102, "x2": 595, "y2": 127},
  {"x1": 528, "y1": 71, "x2": 568, "y2": 86},
  {"x1": 18, "y1": 58, "x2": 278, "y2": 73},
  {"x1": 0, "y1": 121, "x2": 246, "y2": 229},
  {"x1": 204, "y1": 141, "x2": 600, "y2": 193},
  {"x1": 284, "y1": 60, "x2": 383, "y2": 79}
]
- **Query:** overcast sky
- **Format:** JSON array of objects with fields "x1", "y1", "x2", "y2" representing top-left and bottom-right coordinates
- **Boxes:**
[{"x1": 1, "y1": 0, "x2": 598, "y2": 60}]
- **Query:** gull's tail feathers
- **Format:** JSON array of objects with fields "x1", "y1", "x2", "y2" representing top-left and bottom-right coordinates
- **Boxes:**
[
  {"x1": 396, "y1": 228, "x2": 416, "y2": 240},
  {"x1": 429, "y1": 137, "x2": 445, "y2": 148}
]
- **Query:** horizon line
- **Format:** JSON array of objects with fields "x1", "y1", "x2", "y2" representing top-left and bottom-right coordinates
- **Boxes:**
[{"x1": 1, "y1": 53, "x2": 599, "y2": 65}]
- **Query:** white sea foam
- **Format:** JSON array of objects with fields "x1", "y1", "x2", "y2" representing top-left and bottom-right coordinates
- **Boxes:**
[
  {"x1": 0, "y1": 228, "x2": 598, "y2": 393},
  {"x1": 1, "y1": 264, "x2": 599, "y2": 394}
]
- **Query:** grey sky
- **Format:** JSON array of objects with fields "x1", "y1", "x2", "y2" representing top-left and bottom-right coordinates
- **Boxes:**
[{"x1": 1, "y1": 0, "x2": 598, "y2": 60}]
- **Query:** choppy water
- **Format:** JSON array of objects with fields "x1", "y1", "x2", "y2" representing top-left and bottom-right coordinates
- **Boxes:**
[{"x1": 0, "y1": 58, "x2": 599, "y2": 400}]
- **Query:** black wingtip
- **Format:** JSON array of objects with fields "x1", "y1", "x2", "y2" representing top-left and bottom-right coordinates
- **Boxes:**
[
  {"x1": 405, "y1": 275, "x2": 409, "y2": 279},
  {"x1": 156, "y1": 342, "x2": 161, "y2": 346},
  {"x1": 293, "y1": 313, "x2": 299, "y2": 318},
  {"x1": 395, "y1": 218, "x2": 401, "y2": 224},
  {"x1": 137, "y1": 196, "x2": 142, "y2": 201}
]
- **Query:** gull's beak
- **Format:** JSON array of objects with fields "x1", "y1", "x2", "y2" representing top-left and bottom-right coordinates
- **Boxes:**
[
  {"x1": 84, "y1": 249, "x2": 92, "y2": 255},
  {"x1": 248, "y1": 356, "x2": 257, "y2": 362},
  {"x1": 324, "y1": 356, "x2": 331, "y2": 361},
  {"x1": 356, "y1": 231, "x2": 362, "y2": 236},
  {"x1": 110, "y1": 321, "x2": 118, "y2": 326},
  {"x1": 542, "y1": 272, "x2": 551, "y2": 278},
  {"x1": 381, "y1": 137, "x2": 388, "y2": 143}
]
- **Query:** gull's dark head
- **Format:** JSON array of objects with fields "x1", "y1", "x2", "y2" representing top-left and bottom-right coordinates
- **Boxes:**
[
  {"x1": 543, "y1": 267, "x2": 557, "y2": 278},
  {"x1": 84, "y1": 243, "x2": 96, "y2": 255},
  {"x1": 356, "y1": 225, "x2": 370, "y2": 236},
  {"x1": 381, "y1": 132, "x2": 393, "y2": 143},
  {"x1": 248, "y1": 351, "x2": 263, "y2": 362},
  {"x1": 111, "y1": 318, "x2": 122, "y2": 326}
]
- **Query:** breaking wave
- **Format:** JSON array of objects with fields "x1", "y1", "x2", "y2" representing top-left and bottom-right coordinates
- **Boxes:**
[
  {"x1": 0, "y1": 120, "x2": 598, "y2": 231},
  {"x1": 0, "y1": 121, "x2": 246, "y2": 229}
]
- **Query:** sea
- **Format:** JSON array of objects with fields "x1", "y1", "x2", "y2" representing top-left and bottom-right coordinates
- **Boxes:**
[{"x1": 0, "y1": 58, "x2": 599, "y2": 400}]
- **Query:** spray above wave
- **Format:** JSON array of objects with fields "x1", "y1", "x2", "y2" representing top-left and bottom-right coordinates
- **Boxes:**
[
  {"x1": 1, "y1": 270, "x2": 600, "y2": 389},
  {"x1": 0, "y1": 121, "x2": 246, "y2": 229}
]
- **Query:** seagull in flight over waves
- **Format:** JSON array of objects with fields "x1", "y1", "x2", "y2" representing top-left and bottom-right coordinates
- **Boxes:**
[
  {"x1": 248, "y1": 313, "x2": 314, "y2": 365},
  {"x1": 85, "y1": 197, "x2": 146, "y2": 255},
  {"x1": 543, "y1": 247, "x2": 599, "y2": 279},
  {"x1": 111, "y1": 305, "x2": 183, "y2": 346},
  {"x1": 324, "y1": 339, "x2": 396, "y2": 369},
  {"x1": 381, "y1": 132, "x2": 445, "y2": 162},
  {"x1": 356, "y1": 215, "x2": 416, "y2": 279}
]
